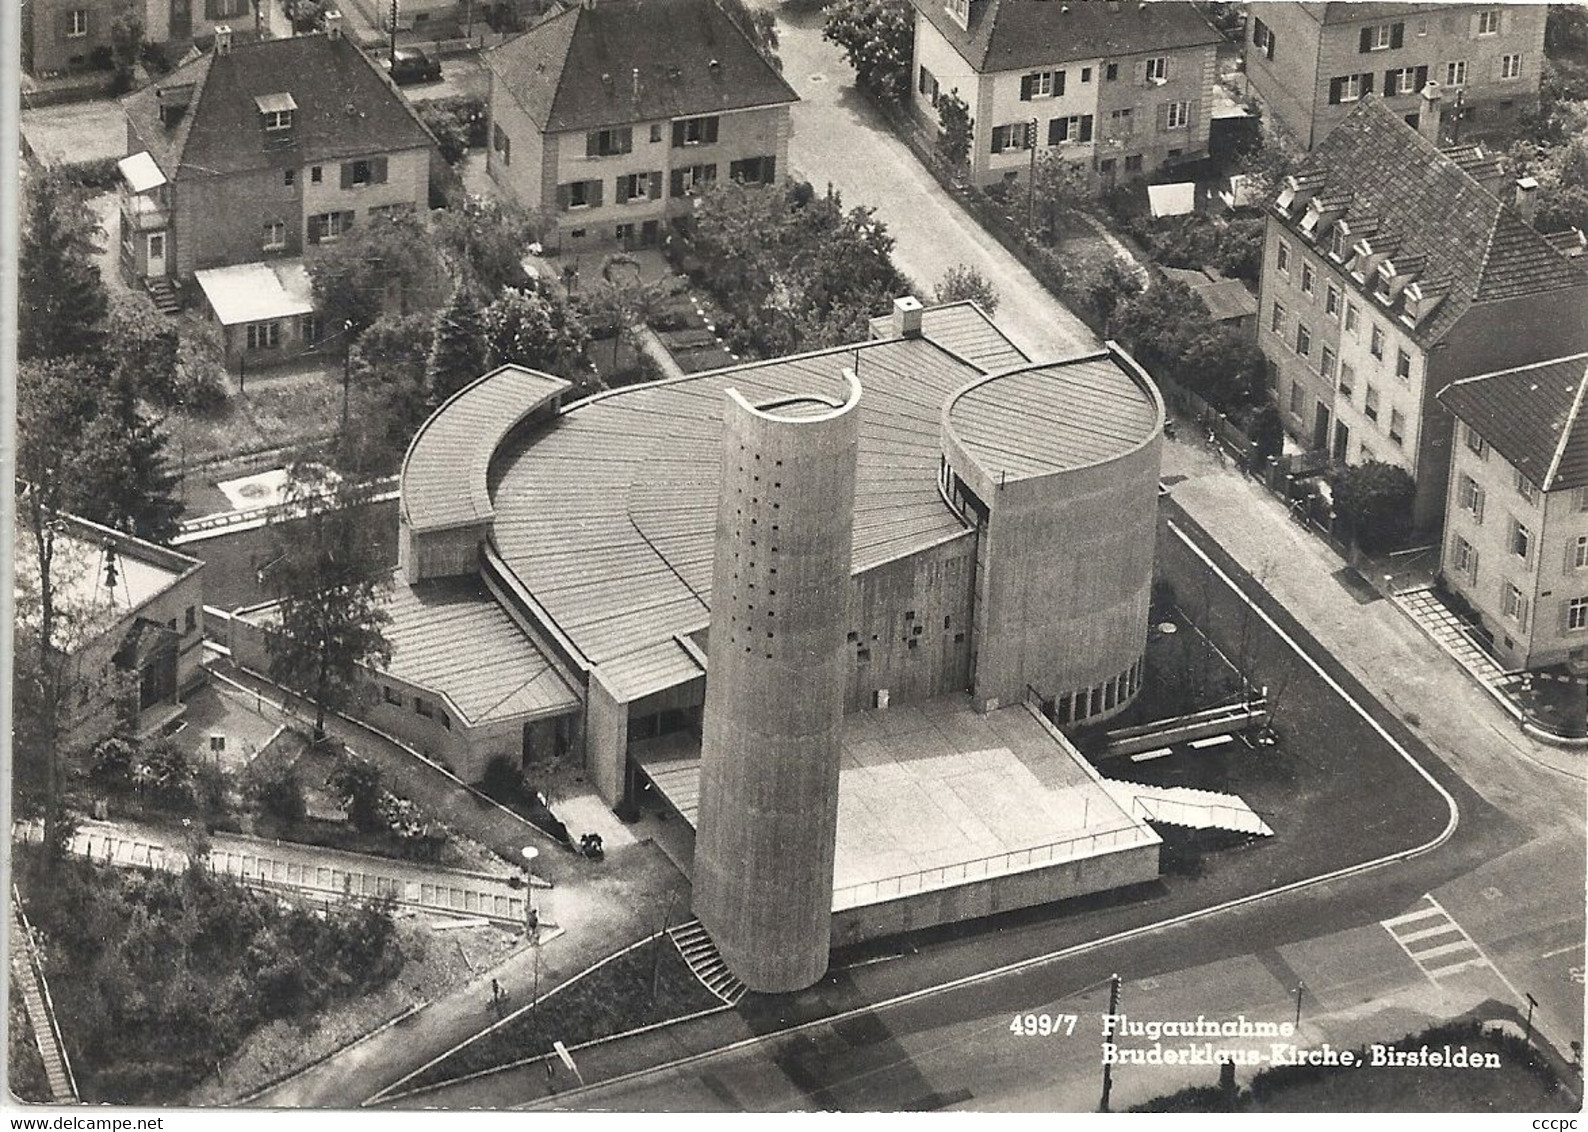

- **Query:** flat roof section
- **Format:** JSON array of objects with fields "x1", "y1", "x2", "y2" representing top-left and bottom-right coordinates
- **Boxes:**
[
  {"x1": 194, "y1": 259, "x2": 314, "y2": 327},
  {"x1": 635, "y1": 693, "x2": 1158, "y2": 911},
  {"x1": 946, "y1": 353, "x2": 1162, "y2": 483}
]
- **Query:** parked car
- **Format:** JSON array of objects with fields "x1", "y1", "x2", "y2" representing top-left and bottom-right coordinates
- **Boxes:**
[{"x1": 387, "y1": 48, "x2": 442, "y2": 85}]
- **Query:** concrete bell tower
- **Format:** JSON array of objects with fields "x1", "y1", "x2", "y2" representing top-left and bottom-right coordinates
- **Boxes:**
[{"x1": 691, "y1": 370, "x2": 862, "y2": 994}]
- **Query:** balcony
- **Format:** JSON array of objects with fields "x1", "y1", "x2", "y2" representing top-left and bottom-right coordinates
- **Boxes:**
[{"x1": 120, "y1": 186, "x2": 171, "y2": 233}]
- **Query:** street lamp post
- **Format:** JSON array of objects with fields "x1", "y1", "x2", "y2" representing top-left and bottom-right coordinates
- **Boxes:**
[
  {"x1": 1524, "y1": 992, "x2": 1538, "y2": 1048},
  {"x1": 1293, "y1": 981, "x2": 1305, "y2": 1030},
  {"x1": 523, "y1": 845, "x2": 543, "y2": 1077},
  {"x1": 1025, "y1": 117, "x2": 1038, "y2": 235},
  {"x1": 341, "y1": 319, "x2": 354, "y2": 446}
]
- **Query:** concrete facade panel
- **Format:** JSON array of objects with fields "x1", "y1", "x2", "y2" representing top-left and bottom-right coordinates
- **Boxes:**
[{"x1": 693, "y1": 381, "x2": 860, "y2": 993}]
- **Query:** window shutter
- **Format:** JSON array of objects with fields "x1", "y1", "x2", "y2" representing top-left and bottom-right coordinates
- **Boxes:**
[
  {"x1": 1475, "y1": 489, "x2": 1485, "y2": 523},
  {"x1": 650, "y1": 170, "x2": 663, "y2": 198},
  {"x1": 1414, "y1": 65, "x2": 1428, "y2": 90},
  {"x1": 705, "y1": 118, "x2": 718, "y2": 143},
  {"x1": 557, "y1": 184, "x2": 570, "y2": 209},
  {"x1": 919, "y1": 66, "x2": 929, "y2": 95},
  {"x1": 1361, "y1": 72, "x2": 1375, "y2": 94},
  {"x1": 1470, "y1": 548, "x2": 1479, "y2": 580},
  {"x1": 763, "y1": 157, "x2": 775, "y2": 182},
  {"x1": 1079, "y1": 114, "x2": 1093, "y2": 142},
  {"x1": 1055, "y1": 70, "x2": 1066, "y2": 96},
  {"x1": 1391, "y1": 21, "x2": 1404, "y2": 48},
  {"x1": 307, "y1": 215, "x2": 322, "y2": 244},
  {"x1": 1568, "y1": 541, "x2": 1578, "y2": 574},
  {"x1": 342, "y1": 210, "x2": 353, "y2": 231},
  {"x1": 991, "y1": 126, "x2": 1004, "y2": 154},
  {"x1": 372, "y1": 156, "x2": 388, "y2": 184},
  {"x1": 1384, "y1": 69, "x2": 1396, "y2": 92},
  {"x1": 1048, "y1": 118, "x2": 1062, "y2": 145},
  {"x1": 1020, "y1": 74, "x2": 1033, "y2": 100},
  {"x1": 1328, "y1": 77, "x2": 1344, "y2": 105},
  {"x1": 671, "y1": 121, "x2": 685, "y2": 147},
  {"x1": 590, "y1": 180, "x2": 603, "y2": 208},
  {"x1": 339, "y1": 163, "x2": 353, "y2": 189},
  {"x1": 587, "y1": 131, "x2": 599, "y2": 157},
  {"x1": 620, "y1": 127, "x2": 633, "y2": 153},
  {"x1": 1266, "y1": 32, "x2": 1275, "y2": 60},
  {"x1": 615, "y1": 176, "x2": 628, "y2": 204},
  {"x1": 1359, "y1": 26, "x2": 1372, "y2": 52},
  {"x1": 670, "y1": 169, "x2": 684, "y2": 197}
]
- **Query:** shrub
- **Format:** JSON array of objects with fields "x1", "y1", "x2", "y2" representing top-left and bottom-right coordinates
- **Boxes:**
[
  {"x1": 254, "y1": 764, "x2": 308, "y2": 824},
  {"x1": 327, "y1": 754, "x2": 386, "y2": 834},
  {"x1": 933, "y1": 264, "x2": 1000, "y2": 315},
  {"x1": 1329, "y1": 460, "x2": 1417, "y2": 553},
  {"x1": 56, "y1": 156, "x2": 121, "y2": 192}
]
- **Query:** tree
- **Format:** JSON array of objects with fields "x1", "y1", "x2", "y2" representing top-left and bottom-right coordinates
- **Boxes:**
[
  {"x1": 480, "y1": 285, "x2": 590, "y2": 379},
  {"x1": 327, "y1": 754, "x2": 385, "y2": 833},
  {"x1": 306, "y1": 210, "x2": 447, "y2": 339},
  {"x1": 263, "y1": 465, "x2": 393, "y2": 740},
  {"x1": 339, "y1": 312, "x2": 437, "y2": 474},
  {"x1": 282, "y1": 0, "x2": 332, "y2": 32},
  {"x1": 108, "y1": 0, "x2": 144, "y2": 94},
  {"x1": 18, "y1": 357, "x2": 181, "y2": 541},
  {"x1": 1113, "y1": 279, "x2": 1207, "y2": 378},
  {"x1": 431, "y1": 193, "x2": 542, "y2": 294},
  {"x1": 1067, "y1": 248, "x2": 1143, "y2": 335},
  {"x1": 1179, "y1": 324, "x2": 1265, "y2": 412},
  {"x1": 935, "y1": 88, "x2": 974, "y2": 174},
  {"x1": 823, "y1": 0, "x2": 912, "y2": 104},
  {"x1": 717, "y1": 0, "x2": 781, "y2": 71},
  {"x1": 426, "y1": 285, "x2": 489, "y2": 405},
  {"x1": 1329, "y1": 461, "x2": 1417, "y2": 553},
  {"x1": 104, "y1": 293, "x2": 180, "y2": 405},
  {"x1": 580, "y1": 256, "x2": 665, "y2": 375},
  {"x1": 934, "y1": 264, "x2": 1000, "y2": 315},
  {"x1": 19, "y1": 171, "x2": 108, "y2": 362},
  {"x1": 1029, "y1": 152, "x2": 1094, "y2": 240}
]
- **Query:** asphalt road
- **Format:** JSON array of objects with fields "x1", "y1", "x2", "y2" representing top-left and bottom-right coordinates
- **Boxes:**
[{"x1": 522, "y1": 506, "x2": 1583, "y2": 1112}]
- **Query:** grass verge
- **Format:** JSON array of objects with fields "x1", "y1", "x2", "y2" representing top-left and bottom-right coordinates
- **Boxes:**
[{"x1": 401, "y1": 936, "x2": 720, "y2": 1094}]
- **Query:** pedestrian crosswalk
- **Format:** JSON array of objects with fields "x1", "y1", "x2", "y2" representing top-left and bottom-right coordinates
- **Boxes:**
[{"x1": 1381, "y1": 895, "x2": 1494, "y2": 984}]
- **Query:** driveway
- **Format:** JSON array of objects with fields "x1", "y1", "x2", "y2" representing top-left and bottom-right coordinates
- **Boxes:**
[{"x1": 771, "y1": 4, "x2": 1098, "y2": 361}]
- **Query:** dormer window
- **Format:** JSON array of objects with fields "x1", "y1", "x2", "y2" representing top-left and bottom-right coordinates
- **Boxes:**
[
  {"x1": 946, "y1": 0, "x2": 968, "y2": 28},
  {"x1": 255, "y1": 93, "x2": 297, "y2": 132},
  {"x1": 1329, "y1": 225, "x2": 1346, "y2": 260}
]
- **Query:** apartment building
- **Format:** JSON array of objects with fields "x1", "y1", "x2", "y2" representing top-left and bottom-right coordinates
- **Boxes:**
[
  {"x1": 909, "y1": 0, "x2": 1220, "y2": 190},
  {"x1": 1438, "y1": 354, "x2": 1588, "y2": 672},
  {"x1": 485, "y1": 0, "x2": 798, "y2": 254},
  {"x1": 1245, "y1": 2, "x2": 1547, "y2": 149},
  {"x1": 1258, "y1": 96, "x2": 1588, "y2": 531},
  {"x1": 117, "y1": 17, "x2": 439, "y2": 366}
]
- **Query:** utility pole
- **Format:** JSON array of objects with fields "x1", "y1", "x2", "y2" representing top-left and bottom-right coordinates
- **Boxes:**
[
  {"x1": 1293, "y1": 981, "x2": 1304, "y2": 1030},
  {"x1": 389, "y1": 0, "x2": 398, "y2": 64},
  {"x1": 1524, "y1": 992, "x2": 1538, "y2": 1048},
  {"x1": 1099, "y1": 972, "x2": 1122, "y2": 1112},
  {"x1": 341, "y1": 319, "x2": 353, "y2": 447}
]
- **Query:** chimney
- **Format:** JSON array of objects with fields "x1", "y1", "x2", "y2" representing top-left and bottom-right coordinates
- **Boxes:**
[
  {"x1": 1515, "y1": 176, "x2": 1540, "y2": 224},
  {"x1": 893, "y1": 295, "x2": 924, "y2": 338},
  {"x1": 1416, "y1": 80, "x2": 1442, "y2": 144},
  {"x1": 214, "y1": 24, "x2": 232, "y2": 55},
  {"x1": 324, "y1": 9, "x2": 343, "y2": 38}
]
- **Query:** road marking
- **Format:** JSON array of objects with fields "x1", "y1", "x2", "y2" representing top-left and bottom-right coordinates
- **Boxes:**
[
  {"x1": 1424, "y1": 957, "x2": 1491, "y2": 980},
  {"x1": 1415, "y1": 939, "x2": 1478, "y2": 961},
  {"x1": 500, "y1": 520, "x2": 1462, "y2": 1112},
  {"x1": 1383, "y1": 905, "x2": 1445, "y2": 930},
  {"x1": 1398, "y1": 923, "x2": 1464, "y2": 944},
  {"x1": 1542, "y1": 943, "x2": 1584, "y2": 960},
  {"x1": 1189, "y1": 735, "x2": 1234, "y2": 750}
]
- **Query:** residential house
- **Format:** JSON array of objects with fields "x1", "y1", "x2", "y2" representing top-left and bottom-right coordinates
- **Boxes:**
[
  {"x1": 15, "y1": 509, "x2": 207, "y2": 749},
  {"x1": 909, "y1": 0, "x2": 1221, "y2": 190},
  {"x1": 1245, "y1": 2, "x2": 1547, "y2": 150},
  {"x1": 1438, "y1": 354, "x2": 1588, "y2": 673},
  {"x1": 1257, "y1": 96, "x2": 1588, "y2": 531},
  {"x1": 25, "y1": 0, "x2": 262, "y2": 79},
  {"x1": 117, "y1": 16, "x2": 439, "y2": 369},
  {"x1": 485, "y1": 0, "x2": 799, "y2": 254}
]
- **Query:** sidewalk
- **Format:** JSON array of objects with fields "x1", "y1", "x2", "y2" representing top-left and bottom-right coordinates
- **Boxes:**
[{"x1": 1159, "y1": 438, "x2": 1585, "y2": 787}]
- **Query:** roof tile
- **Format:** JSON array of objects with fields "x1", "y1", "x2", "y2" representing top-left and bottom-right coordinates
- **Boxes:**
[{"x1": 1438, "y1": 353, "x2": 1588, "y2": 491}]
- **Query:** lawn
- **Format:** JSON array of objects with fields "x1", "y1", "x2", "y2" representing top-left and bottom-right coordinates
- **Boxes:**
[
  {"x1": 649, "y1": 291, "x2": 739, "y2": 374},
  {"x1": 400, "y1": 935, "x2": 721, "y2": 1094}
]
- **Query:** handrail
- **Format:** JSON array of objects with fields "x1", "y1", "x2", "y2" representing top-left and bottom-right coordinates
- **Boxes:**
[
  {"x1": 11, "y1": 884, "x2": 80, "y2": 1102},
  {"x1": 176, "y1": 477, "x2": 400, "y2": 537},
  {"x1": 831, "y1": 821, "x2": 1150, "y2": 908}
]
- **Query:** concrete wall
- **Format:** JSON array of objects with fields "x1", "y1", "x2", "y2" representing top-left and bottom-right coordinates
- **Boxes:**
[
  {"x1": 1247, "y1": 4, "x2": 1546, "y2": 149},
  {"x1": 584, "y1": 669, "x2": 629, "y2": 807},
  {"x1": 693, "y1": 380, "x2": 860, "y2": 994},
  {"x1": 830, "y1": 838, "x2": 1160, "y2": 947},
  {"x1": 400, "y1": 521, "x2": 485, "y2": 582},
  {"x1": 844, "y1": 533, "x2": 976, "y2": 712}
]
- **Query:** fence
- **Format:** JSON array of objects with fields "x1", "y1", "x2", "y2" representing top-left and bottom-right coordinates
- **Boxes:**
[
  {"x1": 830, "y1": 822, "x2": 1150, "y2": 910},
  {"x1": 10, "y1": 886, "x2": 80, "y2": 1103},
  {"x1": 175, "y1": 477, "x2": 400, "y2": 540},
  {"x1": 18, "y1": 820, "x2": 532, "y2": 927}
]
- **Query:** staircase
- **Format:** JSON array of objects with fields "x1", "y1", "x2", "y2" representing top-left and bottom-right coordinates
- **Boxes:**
[
  {"x1": 1106, "y1": 782, "x2": 1274, "y2": 837},
  {"x1": 1392, "y1": 587, "x2": 1508, "y2": 686},
  {"x1": 667, "y1": 919, "x2": 747, "y2": 1005},
  {"x1": 145, "y1": 277, "x2": 180, "y2": 314},
  {"x1": 10, "y1": 895, "x2": 79, "y2": 1103}
]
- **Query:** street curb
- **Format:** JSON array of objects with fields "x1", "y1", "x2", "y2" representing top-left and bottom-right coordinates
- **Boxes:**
[{"x1": 510, "y1": 514, "x2": 1466, "y2": 1110}]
